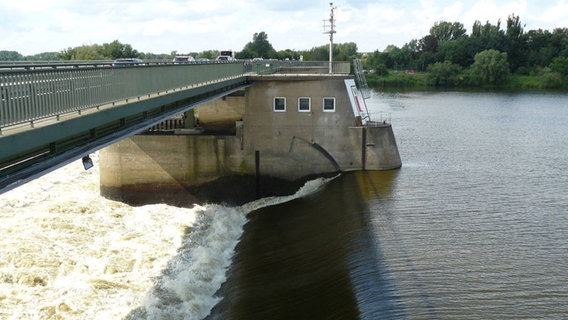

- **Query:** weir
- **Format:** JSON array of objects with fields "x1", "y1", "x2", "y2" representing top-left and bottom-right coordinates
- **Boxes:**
[{"x1": 100, "y1": 72, "x2": 402, "y2": 206}]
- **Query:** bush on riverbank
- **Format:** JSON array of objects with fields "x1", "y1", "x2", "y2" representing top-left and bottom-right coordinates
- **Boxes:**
[
  {"x1": 366, "y1": 71, "x2": 428, "y2": 89},
  {"x1": 366, "y1": 70, "x2": 568, "y2": 91}
]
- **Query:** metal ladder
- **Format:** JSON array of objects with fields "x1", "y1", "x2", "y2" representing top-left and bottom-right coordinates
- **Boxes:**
[{"x1": 353, "y1": 59, "x2": 370, "y2": 99}]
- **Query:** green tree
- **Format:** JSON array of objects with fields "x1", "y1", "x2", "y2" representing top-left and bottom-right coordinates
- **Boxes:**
[
  {"x1": 470, "y1": 19, "x2": 506, "y2": 53},
  {"x1": 366, "y1": 45, "x2": 416, "y2": 71},
  {"x1": 438, "y1": 37, "x2": 475, "y2": 67},
  {"x1": 57, "y1": 41, "x2": 140, "y2": 60},
  {"x1": 196, "y1": 50, "x2": 220, "y2": 60},
  {"x1": 419, "y1": 35, "x2": 438, "y2": 53},
  {"x1": 427, "y1": 61, "x2": 463, "y2": 87},
  {"x1": 27, "y1": 52, "x2": 59, "y2": 61},
  {"x1": 430, "y1": 21, "x2": 467, "y2": 42},
  {"x1": 58, "y1": 44, "x2": 105, "y2": 60},
  {"x1": 276, "y1": 49, "x2": 300, "y2": 60},
  {"x1": 505, "y1": 14, "x2": 526, "y2": 72},
  {"x1": 140, "y1": 52, "x2": 171, "y2": 60},
  {"x1": 550, "y1": 28, "x2": 568, "y2": 57},
  {"x1": 296, "y1": 43, "x2": 357, "y2": 62},
  {"x1": 417, "y1": 35, "x2": 439, "y2": 70},
  {"x1": 335, "y1": 42, "x2": 358, "y2": 61},
  {"x1": 469, "y1": 49, "x2": 511, "y2": 86},
  {"x1": 539, "y1": 68, "x2": 563, "y2": 88},
  {"x1": 550, "y1": 56, "x2": 568, "y2": 76},
  {"x1": 386, "y1": 45, "x2": 415, "y2": 69},
  {"x1": 238, "y1": 31, "x2": 276, "y2": 59},
  {"x1": 101, "y1": 40, "x2": 139, "y2": 59},
  {"x1": 367, "y1": 14, "x2": 568, "y2": 89},
  {"x1": 307, "y1": 45, "x2": 329, "y2": 61},
  {"x1": 525, "y1": 29, "x2": 554, "y2": 69},
  {"x1": 0, "y1": 50, "x2": 24, "y2": 61}
]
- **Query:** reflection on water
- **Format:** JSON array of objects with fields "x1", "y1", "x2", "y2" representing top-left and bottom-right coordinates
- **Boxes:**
[
  {"x1": 355, "y1": 170, "x2": 399, "y2": 201},
  {"x1": 208, "y1": 172, "x2": 406, "y2": 319}
]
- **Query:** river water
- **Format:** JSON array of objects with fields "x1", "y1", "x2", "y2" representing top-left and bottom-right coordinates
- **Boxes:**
[{"x1": 1, "y1": 91, "x2": 567, "y2": 319}]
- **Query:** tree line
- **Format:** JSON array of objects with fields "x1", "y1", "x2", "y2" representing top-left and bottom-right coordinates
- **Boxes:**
[
  {"x1": 0, "y1": 33, "x2": 357, "y2": 63},
  {"x1": 234, "y1": 31, "x2": 358, "y2": 62},
  {"x1": 363, "y1": 15, "x2": 568, "y2": 89},
  {"x1": 1, "y1": 15, "x2": 566, "y2": 89}
]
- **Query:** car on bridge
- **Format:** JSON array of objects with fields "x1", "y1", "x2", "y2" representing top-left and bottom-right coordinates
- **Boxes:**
[
  {"x1": 215, "y1": 55, "x2": 235, "y2": 62},
  {"x1": 196, "y1": 58, "x2": 210, "y2": 63},
  {"x1": 113, "y1": 58, "x2": 144, "y2": 67},
  {"x1": 173, "y1": 56, "x2": 195, "y2": 64}
]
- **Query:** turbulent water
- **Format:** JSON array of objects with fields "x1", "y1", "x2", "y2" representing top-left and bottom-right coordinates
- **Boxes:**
[
  {"x1": 0, "y1": 153, "x2": 335, "y2": 319},
  {"x1": 2, "y1": 90, "x2": 568, "y2": 319}
]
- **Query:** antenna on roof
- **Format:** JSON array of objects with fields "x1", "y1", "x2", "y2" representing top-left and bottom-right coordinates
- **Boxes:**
[{"x1": 322, "y1": 2, "x2": 337, "y2": 74}]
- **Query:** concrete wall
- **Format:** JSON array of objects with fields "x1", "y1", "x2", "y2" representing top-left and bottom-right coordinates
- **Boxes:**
[
  {"x1": 242, "y1": 76, "x2": 359, "y2": 179},
  {"x1": 99, "y1": 75, "x2": 401, "y2": 205},
  {"x1": 239, "y1": 75, "x2": 401, "y2": 179},
  {"x1": 100, "y1": 134, "x2": 246, "y2": 205},
  {"x1": 195, "y1": 93, "x2": 245, "y2": 130},
  {"x1": 363, "y1": 124, "x2": 402, "y2": 170}
]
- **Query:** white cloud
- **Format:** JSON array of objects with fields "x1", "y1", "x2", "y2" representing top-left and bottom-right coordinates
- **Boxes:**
[
  {"x1": 0, "y1": 0, "x2": 564, "y2": 56},
  {"x1": 462, "y1": 0, "x2": 528, "y2": 29},
  {"x1": 532, "y1": 0, "x2": 568, "y2": 30}
]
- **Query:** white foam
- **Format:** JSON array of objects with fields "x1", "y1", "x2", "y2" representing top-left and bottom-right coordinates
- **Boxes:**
[
  {"x1": 0, "y1": 154, "x2": 198, "y2": 319},
  {"x1": 0, "y1": 154, "x2": 338, "y2": 320},
  {"x1": 240, "y1": 174, "x2": 340, "y2": 213},
  {"x1": 136, "y1": 176, "x2": 339, "y2": 319},
  {"x1": 138, "y1": 204, "x2": 246, "y2": 320}
]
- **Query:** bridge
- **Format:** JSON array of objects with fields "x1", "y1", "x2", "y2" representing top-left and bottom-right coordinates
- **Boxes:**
[{"x1": 0, "y1": 60, "x2": 351, "y2": 194}]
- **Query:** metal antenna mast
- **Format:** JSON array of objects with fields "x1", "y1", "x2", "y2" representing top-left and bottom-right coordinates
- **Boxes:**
[{"x1": 322, "y1": 3, "x2": 337, "y2": 74}]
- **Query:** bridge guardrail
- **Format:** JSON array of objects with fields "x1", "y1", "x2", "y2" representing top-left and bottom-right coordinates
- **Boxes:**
[
  {"x1": 0, "y1": 59, "x2": 176, "y2": 70},
  {"x1": 0, "y1": 62, "x2": 245, "y2": 129},
  {"x1": 248, "y1": 61, "x2": 350, "y2": 75}
]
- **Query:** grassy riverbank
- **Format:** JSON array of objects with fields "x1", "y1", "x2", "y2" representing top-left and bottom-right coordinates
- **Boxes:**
[{"x1": 366, "y1": 72, "x2": 568, "y2": 92}]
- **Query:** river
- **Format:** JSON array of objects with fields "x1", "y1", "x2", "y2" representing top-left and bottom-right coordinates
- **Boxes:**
[{"x1": 1, "y1": 90, "x2": 567, "y2": 319}]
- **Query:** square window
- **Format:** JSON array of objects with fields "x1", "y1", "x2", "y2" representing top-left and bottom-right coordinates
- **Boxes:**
[
  {"x1": 274, "y1": 97, "x2": 286, "y2": 112},
  {"x1": 323, "y1": 97, "x2": 335, "y2": 112},
  {"x1": 298, "y1": 97, "x2": 311, "y2": 112}
]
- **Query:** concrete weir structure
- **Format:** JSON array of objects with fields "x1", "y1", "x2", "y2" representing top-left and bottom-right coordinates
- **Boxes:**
[{"x1": 100, "y1": 73, "x2": 401, "y2": 206}]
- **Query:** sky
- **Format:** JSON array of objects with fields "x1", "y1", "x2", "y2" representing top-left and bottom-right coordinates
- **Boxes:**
[{"x1": 0, "y1": 0, "x2": 566, "y2": 56}]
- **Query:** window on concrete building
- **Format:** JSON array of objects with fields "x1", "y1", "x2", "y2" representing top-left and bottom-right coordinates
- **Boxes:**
[
  {"x1": 298, "y1": 97, "x2": 311, "y2": 112},
  {"x1": 323, "y1": 97, "x2": 335, "y2": 112},
  {"x1": 274, "y1": 97, "x2": 286, "y2": 112}
]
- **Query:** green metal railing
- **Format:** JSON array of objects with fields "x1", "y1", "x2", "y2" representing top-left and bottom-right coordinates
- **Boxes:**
[
  {"x1": 0, "y1": 60, "x2": 351, "y2": 130},
  {"x1": 0, "y1": 62, "x2": 245, "y2": 129},
  {"x1": 249, "y1": 60, "x2": 350, "y2": 75}
]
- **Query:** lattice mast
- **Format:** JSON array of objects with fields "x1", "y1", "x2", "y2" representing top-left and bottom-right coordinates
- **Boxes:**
[{"x1": 322, "y1": 3, "x2": 337, "y2": 74}]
